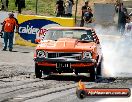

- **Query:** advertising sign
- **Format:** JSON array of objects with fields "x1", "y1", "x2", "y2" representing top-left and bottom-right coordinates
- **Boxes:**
[{"x1": 16, "y1": 14, "x2": 75, "y2": 46}]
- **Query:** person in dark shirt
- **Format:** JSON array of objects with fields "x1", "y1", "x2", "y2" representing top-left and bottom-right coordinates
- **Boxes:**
[
  {"x1": 56, "y1": 0, "x2": 65, "y2": 17},
  {"x1": 118, "y1": 3, "x2": 129, "y2": 34},
  {"x1": 15, "y1": 0, "x2": 25, "y2": 13},
  {"x1": 83, "y1": 7, "x2": 93, "y2": 27},
  {"x1": 80, "y1": 1, "x2": 91, "y2": 27},
  {"x1": 84, "y1": 7, "x2": 93, "y2": 23}
]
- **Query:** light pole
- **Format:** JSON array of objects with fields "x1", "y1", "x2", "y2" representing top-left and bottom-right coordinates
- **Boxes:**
[
  {"x1": 36, "y1": 0, "x2": 38, "y2": 15},
  {"x1": 75, "y1": 0, "x2": 78, "y2": 26}
]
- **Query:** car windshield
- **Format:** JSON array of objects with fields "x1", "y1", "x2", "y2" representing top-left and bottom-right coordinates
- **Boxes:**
[{"x1": 43, "y1": 29, "x2": 94, "y2": 41}]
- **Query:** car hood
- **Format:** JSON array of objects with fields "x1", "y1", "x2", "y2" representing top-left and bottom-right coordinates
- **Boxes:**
[{"x1": 36, "y1": 38, "x2": 96, "y2": 52}]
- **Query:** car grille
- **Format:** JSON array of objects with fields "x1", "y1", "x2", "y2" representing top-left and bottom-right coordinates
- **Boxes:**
[{"x1": 47, "y1": 52, "x2": 82, "y2": 60}]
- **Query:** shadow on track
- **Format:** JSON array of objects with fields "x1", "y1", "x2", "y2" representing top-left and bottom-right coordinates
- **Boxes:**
[
  {"x1": 42, "y1": 74, "x2": 95, "y2": 82},
  {"x1": 40, "y1": 74, "x2": 116, "y2": 83},
  {"x1": 21, "y1": 51, "x2": 30, "y2": 53}
]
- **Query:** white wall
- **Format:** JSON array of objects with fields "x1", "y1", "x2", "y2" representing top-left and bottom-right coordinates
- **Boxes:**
[{"x1": 94, "y1": 3, "x2": 115, "y2": 25}]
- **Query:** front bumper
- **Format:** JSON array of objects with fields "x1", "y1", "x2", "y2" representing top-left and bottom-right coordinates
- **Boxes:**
[
  {"x1": 34, "y1": 57, "x2": 96, "y2": 63},
  {"x1": 34, "y1": 58, "x2": 96, "y2": 73}
]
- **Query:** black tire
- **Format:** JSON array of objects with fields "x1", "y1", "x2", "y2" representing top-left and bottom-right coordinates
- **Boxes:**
[
  {"x1": 97, "y1": 57, "x2": 103, "y2": 78},
  {"x1": 76, "y1": 89, "x2": 87, "y2": 99},
  {"x1": 90, "y1": 67, "x2": 96, "y2": 81},
  {"x1": 43, "y1": 71, "x2": 50, "y2": 75},
  {"x1": 35, "y1": 63, "x2": 42, "y2": 78},
  {"x1": 97, "y1": 61, "x2": 102, "y2": 76}
]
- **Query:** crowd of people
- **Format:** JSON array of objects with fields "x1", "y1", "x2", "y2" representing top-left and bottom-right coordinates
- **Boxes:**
[
  {"x1": 56, "y1": 0, "x2": 74, "y2": 17},
  {"x1": 56, "y1": 0, "x2": 94, "y2": 26}
]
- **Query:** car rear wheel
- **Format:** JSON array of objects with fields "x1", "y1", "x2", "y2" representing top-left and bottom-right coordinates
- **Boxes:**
[
  {"x1": 97, "y1": 62, "x2": 102, "y2": 76},
  {"x1": 35, "y1": 63, "x2": 42, "y2": 78}
]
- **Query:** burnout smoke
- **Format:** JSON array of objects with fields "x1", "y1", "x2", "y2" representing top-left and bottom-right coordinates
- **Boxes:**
[{"x1": 95, "y1": 25, "x2": 132, "y2": 77}]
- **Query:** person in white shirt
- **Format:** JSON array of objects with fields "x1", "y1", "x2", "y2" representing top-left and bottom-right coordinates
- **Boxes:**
[
  {"x1": 65, "y1": 0, "x2": 74, "y2": 17},
  {"x1": 125, "y1": 17, "x2": 132, "y2": 38}
]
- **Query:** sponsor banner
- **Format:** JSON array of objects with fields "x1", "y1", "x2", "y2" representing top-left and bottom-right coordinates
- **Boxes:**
[
  {"x1": 0, "y1": 11, "x2": 17, "y2": 44},
  {"x1": 16, "y1": 14, "x2": 75, "y2": 46},
  {"x1": 76, "y1": 81, "x2": 131, "y2": 99}
]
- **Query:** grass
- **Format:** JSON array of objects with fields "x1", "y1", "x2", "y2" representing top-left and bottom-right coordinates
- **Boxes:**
[
  {"x1": 0, "y1": 0, "x2": 59, "y2": 16},
  {"x1": 0, "y1": 0, "x2": 82, "y2": 17},
  {"x1": 0, "y1": 0, "x2": 56, "y2": 16}
]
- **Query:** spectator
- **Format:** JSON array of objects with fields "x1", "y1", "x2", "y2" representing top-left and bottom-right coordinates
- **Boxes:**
[
  {"x1": 0, "y1": 0, "x2": 9, "y2": 11},
  {"x1": 115, "y1": 0, "x2": 120, "y2": 13},
  {"x1": 15, "y1": 0, "x2": 25, "y2": 13},
  {"x1": 1, "y1": 12, "x2": 18, "y2": 51},
  {"x1": 83, "y1": 7, "x2": 93, "y2": 28},
  {"x1": 80, "y1": 0, "x2": 91, "y2": 27},
  {"x1": 125, "y1": 17, "x2": 132, "y2": 38},
  {"x1": 65, "y1": 0, "x2": 74, "y2": 17},
  {"x1": 11, "y1": 11, "x2": 19, "y2": 27},
  {"x1": 118, "y1": 3, "x2": 129, "y2": 35},
  {"x1": 56, "y1": 0, "x2": 65, "y2": 17}
]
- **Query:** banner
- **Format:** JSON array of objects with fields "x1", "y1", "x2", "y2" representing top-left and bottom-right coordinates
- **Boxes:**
[{"x1": 16, "y1": 14, "x2": 75, "y2": 46}]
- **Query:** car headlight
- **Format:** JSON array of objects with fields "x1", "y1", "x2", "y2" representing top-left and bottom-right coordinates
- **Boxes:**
[
  {"x1": 83, "y1": 51, "x2": 92, "y2": 59},
  {"x1": 37, "y1": 50, "x2": 46, "y2": 58}
]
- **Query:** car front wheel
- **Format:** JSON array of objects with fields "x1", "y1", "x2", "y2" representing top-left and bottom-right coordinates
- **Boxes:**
[
  {"x1": 90, "y1": 67, "x2": 96, "y2": 81},
  {"x1": 35, "y1": 63, "x2": 42, "y2": 78},
  {"x1": 97, "y1": 57, "x2": 103, "y2": 78}
]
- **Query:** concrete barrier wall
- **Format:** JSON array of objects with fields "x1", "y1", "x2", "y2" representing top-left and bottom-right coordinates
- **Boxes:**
[{"x1": 15, "y1": 14, "x2": 75, "y2": 46}]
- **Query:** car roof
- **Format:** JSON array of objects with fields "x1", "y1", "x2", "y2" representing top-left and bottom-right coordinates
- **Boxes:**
[{"x1": 48, "y1": 27, "x2": 94, "y2": 30}]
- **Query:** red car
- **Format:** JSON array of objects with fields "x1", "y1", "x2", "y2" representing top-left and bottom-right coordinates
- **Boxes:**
[{"x1": 34, "y1": 27, "x2": 103, "y2": 80}]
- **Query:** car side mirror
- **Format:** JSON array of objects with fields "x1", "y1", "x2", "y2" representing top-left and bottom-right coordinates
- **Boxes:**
[{"x1": 35, "y1": 39, "x2": 41, "y2": 44}]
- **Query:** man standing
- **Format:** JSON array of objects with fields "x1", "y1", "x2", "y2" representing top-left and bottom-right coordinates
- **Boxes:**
[
  {"x1": 118, "y1": 3, "x2": 129, "y2": 34},
  {"x1": 125, "y1": 17, "x2": 132, "y2": 38},
  {"x1": 83, "y1": 7, "x2": 93, "y2": 27},
  {"x1": 2, "y1": 12, "x2": 18, "y2": 51},
  {"x1": 80, "y1": 0, "x2": 91, "y2": 27},
  {"x1": 65, "y1": 0, "x2": 74, "y2": 17},
  {"x1": 56, "y1": 0, "x2": 65, "y2": 17},
  {"x1": 15, "y1": 0, "x2": 25, "y2": 13}
]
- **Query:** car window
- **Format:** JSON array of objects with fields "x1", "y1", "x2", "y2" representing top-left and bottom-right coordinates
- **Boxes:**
[{"x1": 44, "y1": 29, "x2": 94, "y2": 41}]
